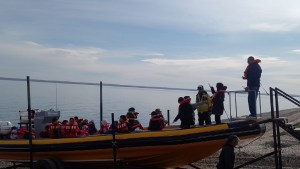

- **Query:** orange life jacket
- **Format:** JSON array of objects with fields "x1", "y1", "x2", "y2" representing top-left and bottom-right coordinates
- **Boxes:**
[
  {"x1": 60, "y1": 124, "x2": 66, "y2": 137},
  {"x1": 211, "y1": 90, "x2": 226, "y2": 104},
  {"x1": 65, "y1": 123, "x2": 80, "y2": 138},
  {"x1": 48, "y1": 123, "x2": 61, "y2": 138}
]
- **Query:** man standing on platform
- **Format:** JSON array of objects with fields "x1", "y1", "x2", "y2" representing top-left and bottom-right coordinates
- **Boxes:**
[{"x1": 242, "y1": 56, "x2": 262, "y2": 117}]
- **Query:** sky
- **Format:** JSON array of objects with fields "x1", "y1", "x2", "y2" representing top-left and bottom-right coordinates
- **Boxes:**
[{"x1": 1, "y1": 0, "x2": 300, "y2": 94}]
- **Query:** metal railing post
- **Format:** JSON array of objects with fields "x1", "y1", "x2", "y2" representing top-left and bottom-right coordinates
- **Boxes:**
[
  {"x1": 235, "y1": 92, "x2": 238, "y2": 118},
  {"x1": 259, "y1": 91, "x2": 262, "y2": 117},
  {"x1": 167, "y1": 110, "x2": 170, "y2": 125},
  {"x1": 111, "y1": 113, "x2": 117, "y2": 168},
  {"x1": 100, "y1": 81, "x2": 103, "y2": 122},
  {"x1": 274, "y1": 89, "x2": 283, "y2": 169},
  {"x1": 26, "y1": 76, "x2": 33, "y2": 169},
  {"x1": 228, "y1": 92, "x2": 232, "y2": 119},
  {"x1": 270, "y1": 88, "x2": 279, "y2": 169}
]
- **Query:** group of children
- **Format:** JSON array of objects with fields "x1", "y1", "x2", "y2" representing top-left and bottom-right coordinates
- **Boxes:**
[
  {"x1": 38, "y1": 107, "x2": 168, "y2": 138},
  {"x1": 99, "y1": 107, "x2": 168, "y2": 134},
  {"x1": 40, "y1": 116, "x2": 97, "y2": 138},
  {"x1": 174, "y1": 82, "x2": 227, "y2": 129},
  {"x1": 42, "y1": 82, "x2": 226, "y2": 137},
  {"x1": 10, "y1": 83, "x2": 226, "y2": 139}
]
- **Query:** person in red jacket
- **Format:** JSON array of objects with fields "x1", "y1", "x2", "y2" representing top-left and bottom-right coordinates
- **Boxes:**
[
  {"x1": 148, "y1": 111, "x2": 166, "y2": 131},
  {"x1": 60, "y1": 120, "x2": 68, "y2": 138},
  {"x1": 48, "y1": 117, "x2": 61, "y2": 138},
  {"x1": 117, "y1": 115, "x2": 129, "y2": 133},
  {"x1": 65, "y1": 117, "x2": 80, "y2": 138},
  {"x1": 126, "y1": 107, "x2": 144, "y2": 132},
  {"x1": 210, "y1": 83, "x2": 227, "y2": 124},
  {"x1": 173, "y1": 96, "x2": 195, "y2": 129}
]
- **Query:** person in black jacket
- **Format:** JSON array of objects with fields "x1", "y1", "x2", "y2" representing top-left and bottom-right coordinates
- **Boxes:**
[
  {"x1": 210, "y1": 83, "x2": 227, "y2": 124},
  {"x1": 173, "y1": 96, "x2": 195, "y2": 129},
  {"x1": 217, "y1": 135, "x2": 239, "y2": 169},
  {"x1": 242, "y1": 56, "x2": 262, "y2": 117}
]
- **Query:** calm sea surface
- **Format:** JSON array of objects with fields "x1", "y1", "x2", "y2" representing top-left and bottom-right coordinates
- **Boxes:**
[{"x1": 0, "y1": 80, "x2": 297, "y2": 128}]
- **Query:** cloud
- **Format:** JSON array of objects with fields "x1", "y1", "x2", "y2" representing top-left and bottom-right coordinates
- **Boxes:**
[
  {"x1": 291, "y1": 50, "x2": 300, "y2": 54},
  {"x1": 250, "y1": 23, "x2": 300, "y2": 32},
  {"x1": 142, "y1": 57, "x2": 231, "y2": 66},
  {"x1": 141, "y1": 53, "x2": 165, "y2": 57},
  {"x1": 141, "y1": 56, "x2": 285, "y2": 67},
  {"x1": 259, "y1": 57, "x2": 280, "y2": 61},
  {"x1": 2, "y1": 0, "x2": 300, "y2": 36},
  {"x1": 0, "y1": 41, "x2": 170, "y2": 83},
  {"x1": 1, "y1": 39, "x2": 300, "y2": 93},
  {"x1": 1, "y1": 0, "x2": 300, "y2": 92}
]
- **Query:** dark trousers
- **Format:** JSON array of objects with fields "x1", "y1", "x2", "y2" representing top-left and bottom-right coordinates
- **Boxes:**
[
  {"x1": 198, "y1": 111, "x2": 212, "y2": 126},
  {"x1": 248, "y1": 86, "x2": 259, "y2": 116},
  {"x1": 215, "y1": 114, "x2": 221, "y2": 124}
]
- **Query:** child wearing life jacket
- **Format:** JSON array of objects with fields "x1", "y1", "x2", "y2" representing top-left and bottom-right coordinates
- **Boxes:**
[
  {"x1": 196, "y1": 85, "x2": 212, "y2": 126},
  {"x1": 99, "y1": 120, "x2": 110, "y2": 134},
  {"x1": 117, "y1": 115, "x2": 129, "y2": 133},
  {"x1": 79, "y1": 124, "x2": 89, "y2": 137},
  {"x1": 87, "y1": 120, "x2": 97, "y2": 135},
  {"x1": 155, "y1": 109, "x2": 168, "y2": 124},
  {"x1": 210, "y1": 83, "x2": 227, "y2": 125},
  {"x1": 48, "y1": 117, "x2": 61, "y2": 138},
  {"x1": 126, "y1": 107, "x2": 144, "y2": 132},
  {"x1": 60, "y1": 120, "x2": 68, "y2": 138},
  {"x1": 65, "y1": 118, "x2": 80, "y2": 138},
  {"x1": 10, "y1": 126, "x2": 18, "y2": 139},
  {"x1": 173, "y1": 96, "x2": 195, "y2": 129},
  {"x1": 39, "y1": 125, "x2": 50, "y2": 138},
  {"x1": 148, "y1": 111, "x2": 166, "y2": 131}
]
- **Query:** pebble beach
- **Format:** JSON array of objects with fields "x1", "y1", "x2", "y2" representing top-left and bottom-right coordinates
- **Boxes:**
[{"x1": 184, "y1": 108, "x2": 300, "y2": 169}]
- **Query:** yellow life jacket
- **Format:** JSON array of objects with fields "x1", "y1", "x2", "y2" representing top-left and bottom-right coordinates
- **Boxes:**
[{"x1": 196, "y1": 93, "x2": 212, "y2": 113}]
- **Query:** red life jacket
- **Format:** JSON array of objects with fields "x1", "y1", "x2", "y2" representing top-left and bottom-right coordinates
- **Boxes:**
[
  {"x1": 127, "y1": 118, "x2": 143, "y2": 131},
  {"x1": 60, "y1": 125, "x2": 66, "y2": 137},
  {"x1": 17, "y1": 128, "x2": 28, "y2": 139},
  {"x1": 243, "y1": 59, "x2": 261, "y2": 79},
  {"x1": 80, "y1": 125, "x2": 89, "y2": 137},
  {"x1": 148, "y1": 117, "x2": 166, "y2": 131},
  {"x1": 211, "y1": 90, "x2": 226, "y2": 104},
  {"x1": 99, "y1": 123, "x2": 110, "y2": 134},
  {"x1": 65, "y1": 123, "x2": 80, "y2": 138},
  {"x1": 48, "y1": 123, "x2": 61, "y2": 138},
  {"x1": 117, "y1": 121, "x2": 129, "y2": 133},
  {"x1": 180, "y1": 98, "x2": 191, "y2": 106}
]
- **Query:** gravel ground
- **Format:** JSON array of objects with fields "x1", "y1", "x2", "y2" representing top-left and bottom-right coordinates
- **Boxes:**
[{"x1": 183, "y1": 108, "x2": 300, "y2": 169}]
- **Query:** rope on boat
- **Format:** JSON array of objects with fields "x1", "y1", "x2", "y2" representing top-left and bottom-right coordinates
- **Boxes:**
[{"x1": 238, "y1": 133, "x2": 263, "y2": 149}]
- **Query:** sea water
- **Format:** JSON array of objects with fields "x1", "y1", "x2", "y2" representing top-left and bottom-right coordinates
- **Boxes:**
[{"x1": 0, "y1": 80, "x2": 297, "y2": 129}]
